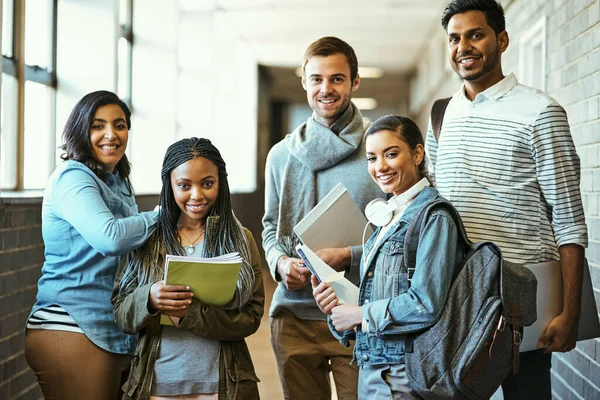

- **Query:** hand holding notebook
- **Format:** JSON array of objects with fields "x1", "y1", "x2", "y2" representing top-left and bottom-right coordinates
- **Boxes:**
[
  {"x1": 160, "y1": 252, "x2": 243, "y2": 325},
  {"x1": 296, "y1": 244, "x2": 359, "y2": 306}
]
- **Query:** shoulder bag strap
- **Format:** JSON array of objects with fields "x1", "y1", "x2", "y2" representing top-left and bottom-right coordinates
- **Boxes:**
[
  {"x1": 431, "y1": 97, "x2": 452, "y2": 142},
  {"x1": 404, "y1": 199, "x2": 470, "y2": 283}
]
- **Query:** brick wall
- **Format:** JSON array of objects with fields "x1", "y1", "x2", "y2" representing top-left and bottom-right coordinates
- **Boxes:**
[
  {"x1": 0, "y1": 201, "x2": 44, "y2": 400},
  {"x1": 500, "y1": 0, "x2": 600, "y2": 398}
]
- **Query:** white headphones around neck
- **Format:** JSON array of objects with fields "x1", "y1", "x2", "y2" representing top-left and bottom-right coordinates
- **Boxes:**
[{"x1": 364, "y1": 178, "x2": 430, "y2": 227}]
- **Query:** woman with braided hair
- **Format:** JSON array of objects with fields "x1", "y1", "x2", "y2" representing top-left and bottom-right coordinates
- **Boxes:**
[{"x1": 113, "y1": 137, "x2": 264, "y2": 400}]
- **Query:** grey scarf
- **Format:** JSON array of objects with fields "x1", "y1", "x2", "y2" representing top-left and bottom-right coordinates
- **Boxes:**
[{"x1": 276, "y1": 102, "x2": 367, "y2": 255}]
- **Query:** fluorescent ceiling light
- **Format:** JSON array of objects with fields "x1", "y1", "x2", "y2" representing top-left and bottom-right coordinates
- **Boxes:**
[
  {"x1": 294, "y1": 67, "x2": 383, "y2": 78},
  {"x1": 358, "y1": 67, "x2": 384, "y2": 78},
  {"x1": 352, "y1": 98, "x2": 378, "y2": 110}
]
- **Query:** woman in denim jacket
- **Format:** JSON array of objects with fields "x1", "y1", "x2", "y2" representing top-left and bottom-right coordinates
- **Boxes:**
[
  {"x1": 24, "y1": 91, "x2": 159, "y2": 399},
  {"x1": 312, "y1": 115, "x2": 465, "y2": 399}
]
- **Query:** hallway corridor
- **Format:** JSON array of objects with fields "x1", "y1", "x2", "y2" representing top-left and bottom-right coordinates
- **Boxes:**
[
  {"x1": 246, "y1": 271, "x2": 283, "y2": 399},
  {"x1": 246, "y1": 269, "x2": 339, "y2": 399}
]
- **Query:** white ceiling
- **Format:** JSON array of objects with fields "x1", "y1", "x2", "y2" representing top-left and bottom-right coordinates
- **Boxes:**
[{"x1": 182, "y1": 0, "x2": 450, "y2": 74}]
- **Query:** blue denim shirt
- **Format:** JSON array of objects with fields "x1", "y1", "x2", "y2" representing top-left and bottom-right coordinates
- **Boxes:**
[
  {"x1": 330, "y1": 187, "x2": 463, "y2": 365},
  {"x1": 29, "y1": 160, "x2": 158, "y2": 354}
]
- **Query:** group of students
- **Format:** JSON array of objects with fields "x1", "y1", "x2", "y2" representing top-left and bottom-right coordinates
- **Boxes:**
[{"x1": 23, "y1": 0, "x2": 588, "y2": 399}]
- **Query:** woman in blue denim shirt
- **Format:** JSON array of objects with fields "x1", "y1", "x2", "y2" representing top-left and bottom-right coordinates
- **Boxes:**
[
  {"x1": 312, "y1": 115, "x2": 464, "y2": 399},
  {"x1": 24, "y1": 91, "x2": 159, "y2": 399}
]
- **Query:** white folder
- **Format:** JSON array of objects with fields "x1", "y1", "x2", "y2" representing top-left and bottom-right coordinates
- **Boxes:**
[{"x1": 520, "y1": 259, "x2": 600, "y2": 352}]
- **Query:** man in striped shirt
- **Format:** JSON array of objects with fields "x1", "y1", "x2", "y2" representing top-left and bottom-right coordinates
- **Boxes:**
[{"x1": 426, "y1": 0, "x2": 588, "y2": 398}]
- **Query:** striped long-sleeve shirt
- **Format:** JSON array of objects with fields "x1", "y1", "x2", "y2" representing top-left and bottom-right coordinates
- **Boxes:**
[{"x1": 426, "y1": 73, "x2": 587, "y2": 264}]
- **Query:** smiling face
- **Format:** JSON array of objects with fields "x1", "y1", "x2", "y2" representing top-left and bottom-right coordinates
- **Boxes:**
[
  {"x1": 366, "y1": 130, "x2": 423, "y2": 197},
  {"x1": 170, "y1": 156, "x2": 219, "y2": 227},
  {"x1": 89, "y1": 104, "x2": 129, "y2": 173},
  {"x1": 302, "y1": 53, "x2": 360, "y2": 128},
  {"x1": 447, "y1": 10, "x2": 508, "y2": 98}
]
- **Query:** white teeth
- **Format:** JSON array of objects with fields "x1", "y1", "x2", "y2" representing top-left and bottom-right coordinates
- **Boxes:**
[
  {"x1": 378, "y1": 174, "x2": 395, "y2": 181},
  {"x1": 100, "y1": 145, "x2": 117, "y2": 150},
  {"x1": 320, "y1": 99, "x2": 335, "y2": 104}
]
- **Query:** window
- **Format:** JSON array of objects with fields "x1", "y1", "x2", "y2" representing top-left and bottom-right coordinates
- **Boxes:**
[
  {"x1": 118, "y1": 0, "x2": 133, "y2": 108},
  {"x1": 519, "y1": 17, "x2": 546, "y2": 92},
  {"x1": 1, "y1": 0, "x2": 57, "y2": 191}
]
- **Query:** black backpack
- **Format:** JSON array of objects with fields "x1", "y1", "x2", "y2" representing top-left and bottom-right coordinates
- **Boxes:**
[{"x1": 403, "y1": 198, "x2": 538, "y2": 400}]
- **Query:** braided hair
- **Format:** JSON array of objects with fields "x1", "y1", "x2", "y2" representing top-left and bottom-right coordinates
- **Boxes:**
[{"x1": 119, "y1": 137, "x2": 255, "y2": 309}]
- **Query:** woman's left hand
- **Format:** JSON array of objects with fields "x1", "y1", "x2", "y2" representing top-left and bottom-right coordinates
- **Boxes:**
[{"x1": 330, "y1": 304, "x2": 363, "y2": 332}]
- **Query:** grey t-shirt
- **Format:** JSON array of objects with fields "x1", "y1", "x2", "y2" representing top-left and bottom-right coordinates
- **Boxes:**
[{"x1": 151, "y1": 242, "x2": 220, "y2": 396}]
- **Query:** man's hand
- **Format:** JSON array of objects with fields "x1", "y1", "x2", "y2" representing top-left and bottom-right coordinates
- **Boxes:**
[
  {"x1": 148, "y1": 280, "x2": 193, "y2": 316},
  {"x1": 537, "y1": 312, "x2": 579, "y2": 353},
  {"x1": 538, "y1": 244, "x2": 585, "y2": 353},
  {"x1": 315, "y1": 247, "x2": 351, "y2": 272},
  {"x1": 311, "y1": 275, "x2": 339, "y2": 315},
  {"x1": 277, "y1": 256, "x2": 311, "y2": 291},
  {"x1": 330, "y1": 304, "x2": 363, "y2": 332}
]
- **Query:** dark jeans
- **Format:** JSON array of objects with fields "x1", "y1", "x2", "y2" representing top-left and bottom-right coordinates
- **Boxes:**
[{"x1": 502, "y1": 349, "x2": 552, "y2": 399}]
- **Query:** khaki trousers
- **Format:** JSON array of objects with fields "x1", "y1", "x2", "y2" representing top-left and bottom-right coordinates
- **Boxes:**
[
  {"x1": 270, "y1": 313, "x2": 358, "y2": 400},
  {"x1": 24, "y1": 329, "x2": 131, "y2": 400}
]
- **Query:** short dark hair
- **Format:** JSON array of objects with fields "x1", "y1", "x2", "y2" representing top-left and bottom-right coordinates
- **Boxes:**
[
  {"x1": 441, "y1": 0, "x2": 505, "y2": 34},
  {"x1": 302, "y1": 36, "x2": 359, "y2": 82},
  {"x1": 365, "y1": 115, "x2": 429, "y2": 180},
  {"x1": 61, "y1": 90, "x2": 133, "y2": 192}
]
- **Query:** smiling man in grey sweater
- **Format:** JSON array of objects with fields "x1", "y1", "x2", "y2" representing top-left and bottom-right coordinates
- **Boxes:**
[{"x1": 262, "y1": 36, "x2": 383, "y2": 400}]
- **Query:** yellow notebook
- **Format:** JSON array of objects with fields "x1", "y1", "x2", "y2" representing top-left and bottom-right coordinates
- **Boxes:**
[{"x1": 160, "y1": 252, "x2": 243, "y2": 326}]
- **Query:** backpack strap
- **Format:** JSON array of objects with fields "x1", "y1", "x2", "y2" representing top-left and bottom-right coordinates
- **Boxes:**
[
  {"x1": 404, "y1": 198, "x2": 470, "y2": 283},
  {"x1": 431, "y1": 97, "x2": 452, "y2": 142}
]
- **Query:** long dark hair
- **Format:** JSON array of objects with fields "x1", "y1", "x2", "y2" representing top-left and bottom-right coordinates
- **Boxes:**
[
  {"x1": 120, "y1": 137, "x2": 255, "y2": 309},
  {"x1": 61, "y1": 90, "x2": 133, "y2": 194},
  {"x1": 365, "y1": 115, "x2": 429, "y2": 181}
]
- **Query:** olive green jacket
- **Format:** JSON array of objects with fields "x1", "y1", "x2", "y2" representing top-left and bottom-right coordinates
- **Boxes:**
[{"x1": 112, "y1": 228, "x2": 264, "y2": 400}]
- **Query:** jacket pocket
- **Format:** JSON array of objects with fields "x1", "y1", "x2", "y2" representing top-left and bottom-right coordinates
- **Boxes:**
[
  {"x1": 375, "y1": 239, "x2": 406, "y2": 298},
  {"x1": 225, "y1": 368, "x2": 260, "y2": 400}
]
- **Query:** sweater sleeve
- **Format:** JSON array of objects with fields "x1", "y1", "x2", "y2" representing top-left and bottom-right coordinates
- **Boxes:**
[{"x1": 261, "y1": 145, "x2": 287, "y2": 281}]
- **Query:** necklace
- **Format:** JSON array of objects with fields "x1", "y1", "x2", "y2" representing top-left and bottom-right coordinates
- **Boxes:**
[{"x1": 178, "y1": 226, "x2": 205, "y2": 254}]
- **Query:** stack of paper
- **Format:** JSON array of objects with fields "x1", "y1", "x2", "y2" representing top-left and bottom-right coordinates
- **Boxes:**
[
  {"x1": 296, "y1": 244, "x2": 359, "y2": 306},
  {"x1": 160, "y1": 252, "x2": 242, "y2": 325}
]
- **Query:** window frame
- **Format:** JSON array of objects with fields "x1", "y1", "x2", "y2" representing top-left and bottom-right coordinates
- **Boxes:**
[
  {"x1": 118, "y1": 0, "x2": 134, "y2": 110},
  {"x1": 1, "y1": 0, "x2": 58, "y2": 192}
]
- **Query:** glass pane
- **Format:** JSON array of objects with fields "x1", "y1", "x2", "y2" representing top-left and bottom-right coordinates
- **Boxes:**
[
  {"x1": 1, "y1": 73, "x2": 18, "y2": 190},
  {"x1": 25, "y1": 0, "x2": 52, "y2": 68},
  {"x1": 23, "y1": 81, "x2": 55, "y2": 189},
  {"x1": 119, "y1": 0, "x2": 131, "y2": 26},
  {"x1": 2, "y1": 0, "x2": 14, "y2": 57},
  {"x1": 117, "y1": 37, "x2": 131, "y2": 100}
]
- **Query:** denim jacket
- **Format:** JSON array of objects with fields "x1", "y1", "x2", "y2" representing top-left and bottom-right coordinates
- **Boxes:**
[
  {"x1": 330, "y1": 186, "x2": 464, "y2": 365},
  {"x1": 29, "y1": 160, "x2": 158, "y2": 354}
]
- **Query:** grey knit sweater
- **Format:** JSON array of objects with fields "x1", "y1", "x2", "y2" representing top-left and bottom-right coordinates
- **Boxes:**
[{"x1": 262, "y1": 104, "x2": 384, "y2": 321}]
